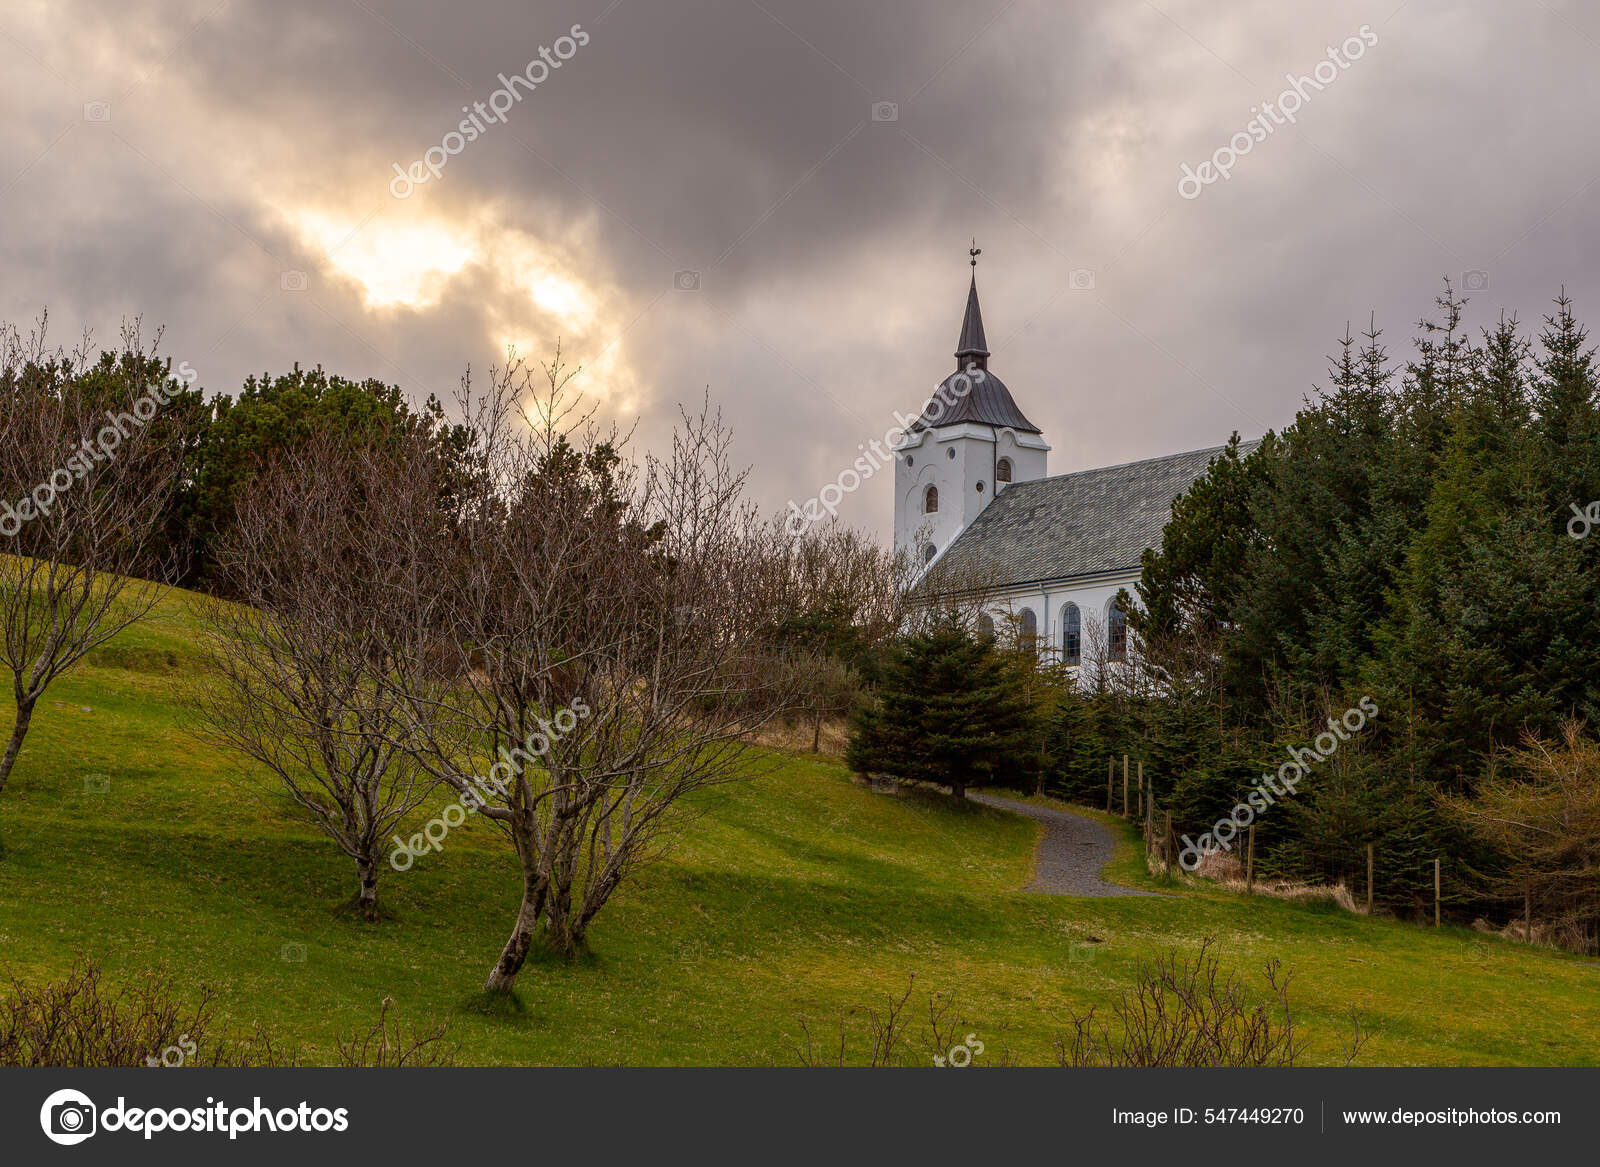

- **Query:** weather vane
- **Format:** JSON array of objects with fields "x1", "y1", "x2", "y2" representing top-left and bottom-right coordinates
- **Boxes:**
[{"x1": 969, "y1": 239, "x2": 981, "y2": 268}]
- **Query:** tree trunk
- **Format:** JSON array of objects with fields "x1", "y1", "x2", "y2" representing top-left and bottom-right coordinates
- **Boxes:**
[
  {"x1": 0, "y1": 698, "x2": 36, "y2": 797},
  {"x1": 544, "y1": 871, "x2": 579, "y2": 958},
  {"x1": 484, "y1": 868, "x2": 546, "y2": 993},
  {"x1": 355, "y1": 855, "x2": 380, "y2": 922}
]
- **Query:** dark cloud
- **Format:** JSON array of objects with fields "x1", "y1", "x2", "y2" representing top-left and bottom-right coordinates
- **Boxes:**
[{"x1": 3, "y1": 0, "x2": 1598, "y2": 537}]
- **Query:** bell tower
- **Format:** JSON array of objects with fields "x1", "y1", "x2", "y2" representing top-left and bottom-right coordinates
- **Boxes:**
[{"x1": 893, "y1": 246, "x2": 1050, "y2": 571}]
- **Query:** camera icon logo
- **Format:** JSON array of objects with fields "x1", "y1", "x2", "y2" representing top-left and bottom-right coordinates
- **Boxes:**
[
  {"x1": 280, "y1": 270, "x2": 309, "y2": 292},
  {"x1": 40, "y1": 1089, "x2": 97, "y2": 1145},
  {"x1": 280, "y1": 942, "x2": 307, "y2": 963},
  {"x1": 83, "y1": 773, "x2": 110, "y2": 795},
  {"x1": 1069, "y1": 268, "x2": 1096, "y2": 291},
  {"x1": 871, "y1": 101, "x2": 899, "y2": 122},
  {"x1": 1461, "y1": 269, "x2": 1490, "y2": 291},
  {"x1": 673, "y1": 270, "x2": 701, "y2": 291},
  {"x1": 82, "y1": 102, "x2": 111, "y2": 123}
]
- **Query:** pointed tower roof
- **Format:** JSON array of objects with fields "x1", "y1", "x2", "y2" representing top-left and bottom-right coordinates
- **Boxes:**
[
  {"x1": 954, "y1": 274, "x2": 989, "y2": 367},
  {"x1": 909, "y1": 251, "x2": 1040, "y2": 435}
]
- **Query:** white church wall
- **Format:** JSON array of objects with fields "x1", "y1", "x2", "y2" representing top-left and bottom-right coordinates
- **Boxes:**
[
  {"x1": 893, "y1": 428, "x2": 961, "y2": 567},
  {"x1": 980, "y1": 570, "x2": 1141, "y2": 685},
  {"x1": 893, "y1": 423, "x2": 1049, "y2": 568}
]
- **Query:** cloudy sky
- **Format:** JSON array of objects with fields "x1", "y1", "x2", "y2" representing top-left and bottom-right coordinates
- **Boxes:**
[{"x1": 4, "y1": 0, "x2": 1597, "y2": 537}]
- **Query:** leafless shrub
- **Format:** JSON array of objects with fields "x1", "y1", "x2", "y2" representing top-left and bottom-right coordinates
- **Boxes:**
[
  {"x1": 794, "y1": 977, "x2": 918, "y2": 1068},
  {"x1": 0, "y1": 960, "x2": 250, "y2": 1067},
  {"x1": 791, "y1": 977, "x2": 1013, "y2": 1067},
  {"x1": 0, "y1": 960, "x2": 454, "y2": 1067},
  {"x1": 1339, "y1": 1002, "x2": 1371, "y2": 1066},
  {"x1": 1053, "y1": 937, "x2": 1311, "y2": 1067},
  {"x1": 332, "y1": 996, "x2": 457, "y2": 1067}
]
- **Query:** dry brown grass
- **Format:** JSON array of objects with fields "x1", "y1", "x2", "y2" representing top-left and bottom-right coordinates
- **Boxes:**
[
  {"x1": 746, "y1": 716, "x2": 851, "y2": 757},
  {"x1": 1147, "y1": 850, "x2": 1363, "y2": 912}
]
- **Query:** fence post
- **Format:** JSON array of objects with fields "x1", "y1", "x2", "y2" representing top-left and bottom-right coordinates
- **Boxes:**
[
  {"x1": 1525, "y1": 872, "x2": 1532, "y2": 944},
  {"x1": 1106, "y1": 758, "x2": 1113, "y2": 812},
  {"x1": 1136, "y1": 761, "x2": 1144, "y2": 817},
  {"x1": 1144, "y1": 785, "x2": 1153, "y2": 854},
  {"x1": 1164, "y1": 811, "x2": 1174, "y2": 870},
  {"x1": 1122, "y1": 754, "x2": 1129, "y2": 818},
  {"x1": 1246, "y1": 825, "x2": 1255, "y2": 894},
  {"x1": 1366, "y1": 843, "x2": 1374, "y2": 915},
  {"x1": 1434, "y1": 857, "x2": 1440, "y2": 927}
]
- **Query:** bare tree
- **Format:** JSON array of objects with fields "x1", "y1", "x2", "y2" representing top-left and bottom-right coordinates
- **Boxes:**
[
  {"x1": 0, "y1": 316, "x2": 187, "y2": 831},
  {"x1": 390, "y1": 350, "x2": 807, "y2": 992},
  {"x1": 193, "y1": 434, "x2": 448, "y2": 920},
  {"x1": 759, "y1": 518, "x2": 906, "y2": 751}
]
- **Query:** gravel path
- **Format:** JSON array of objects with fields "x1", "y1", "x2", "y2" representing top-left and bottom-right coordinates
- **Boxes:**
[{"x1": 967, "y1": 792, "x2": 1159, "y2": 897}]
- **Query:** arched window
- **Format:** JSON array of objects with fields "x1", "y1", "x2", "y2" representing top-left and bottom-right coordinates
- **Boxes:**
[
  {"x1": 977, "y1": 613, "x2": 995, "y2": 642},
  {"x1": 1061, "y1": 603, "x2": 1081, "y2": 666},
  {"x1": 1107, "y1": 599, "x2": 1127, "y2": 662},
  {"x1": 924, "y1": 484, "x2": 939, "y2": 514},
  {"x1": 1019, "y1": 607, "x2": 1037, "y2": 644},
  {"x1": 996, "y1": 457, "x2": 1013, "y2": 483},
  {"x1": 923, "y1": 543, "x2": 937, "y2": 565}
]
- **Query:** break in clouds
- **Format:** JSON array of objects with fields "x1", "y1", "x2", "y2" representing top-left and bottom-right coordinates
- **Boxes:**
[{"x1": 3, "y1": 0, "x2": 1599, "y2": 535}]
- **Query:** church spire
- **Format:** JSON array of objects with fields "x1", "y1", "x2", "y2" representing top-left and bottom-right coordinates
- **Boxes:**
[{"x1": 955, "y1": 241, "x2": 989, "y2": 370}]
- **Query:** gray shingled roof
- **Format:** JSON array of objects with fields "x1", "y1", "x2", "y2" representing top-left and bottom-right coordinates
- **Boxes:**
[
  {"x1": 909, "y1": 367, "x2": 1042, "y2": 434},
  {"x1": 921, "y1": 440, "x2": 1260, "y2": 591}
]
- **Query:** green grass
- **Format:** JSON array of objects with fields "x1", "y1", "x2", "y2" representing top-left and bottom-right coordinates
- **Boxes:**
[{"x1": 1, "y1": 587, "x2": 1598, "y2": 1065}]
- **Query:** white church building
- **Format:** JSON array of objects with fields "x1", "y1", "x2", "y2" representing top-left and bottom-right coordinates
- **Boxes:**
[{"x1": 894, "y1": 261, "x2": 1255, "y2": 669}]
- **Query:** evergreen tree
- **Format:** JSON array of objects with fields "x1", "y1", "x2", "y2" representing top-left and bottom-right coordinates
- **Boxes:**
[{"x1": 847, "y1": 619, "x2": 1036, "y2": 798}]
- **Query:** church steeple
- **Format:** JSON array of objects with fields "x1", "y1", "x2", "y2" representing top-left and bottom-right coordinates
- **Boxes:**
[
  {"x1": 892, "y1": 243, "x2": 1050, "y2": 573},
  {"x1": 955, "y1": 241, "x2": 989, "y2": 370}
]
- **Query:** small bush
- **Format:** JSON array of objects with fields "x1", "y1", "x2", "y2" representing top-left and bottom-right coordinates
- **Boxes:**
[
  {"x1": 0, "y1": 961, "x2": 455, "y2": 1067},
  {"x1": 1054, "y1": 937, "x2": 1367, "y2": 1067},
  {"x1": 0, "y1": 961, "x2": 229, "y2": 1067},
  {"x1": 791, "y1": 977, "x2": 1013, "y2": 1068}
]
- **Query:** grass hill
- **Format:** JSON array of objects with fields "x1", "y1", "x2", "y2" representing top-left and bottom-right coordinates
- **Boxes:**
[{"x1": 0, "y1": 586, "x2": 1597, "y2": 1065}]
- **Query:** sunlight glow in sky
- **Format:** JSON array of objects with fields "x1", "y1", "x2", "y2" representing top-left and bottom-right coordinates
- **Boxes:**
[{"x1": 290, "y1": 210, "x2": 480, "y2": 310}]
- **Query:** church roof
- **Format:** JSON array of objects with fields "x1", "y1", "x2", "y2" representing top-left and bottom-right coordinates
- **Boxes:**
[
  {"x1": 909, "y1": 273, "x2": 1041, "y2": 434},
  {"x1": 955, "y1": 275, "x2": 988, "y2": 361},
  {"x1": 909, "y1": 368, "x2": 1042, "y2": 434},
  {"x1": 921, "y1": 440, "x2": 1261, "y2": 591}
]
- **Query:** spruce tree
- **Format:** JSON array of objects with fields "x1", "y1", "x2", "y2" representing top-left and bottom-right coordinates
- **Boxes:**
[{"x1": 847, "y1": 619, "x2": 1036, "y2": 799}]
